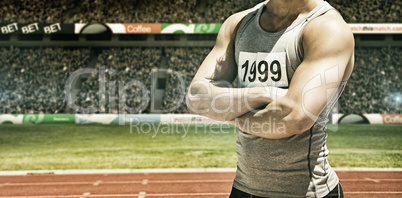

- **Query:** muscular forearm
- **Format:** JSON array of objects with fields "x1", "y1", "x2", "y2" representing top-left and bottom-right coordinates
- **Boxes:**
[
  {"x1": 187, "y1": 80, "x2": 287, "y2": 121},
  {"x1": 187, "y1": 86, "x2": 267, "y2": 121},
  {"x1": 232, "y1": 109, "x2": 292, "y2": 139},
  {"x1": 231, "y1": 96, "x2": 304, "y2": 139}
]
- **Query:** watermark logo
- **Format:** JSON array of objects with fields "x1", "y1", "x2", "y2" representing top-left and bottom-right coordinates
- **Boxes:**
[
  {"x1": 129, "y1": 117, "x2": 237, "y2": 138},
  {"x1": 65, "y1": 67, "x2": 150, "y2": 114},
  {"x1": 64, "y1": 64, "x2": 344, "y2": 135}
]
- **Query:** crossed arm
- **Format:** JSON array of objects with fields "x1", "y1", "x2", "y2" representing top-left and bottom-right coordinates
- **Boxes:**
[{"x1": 186, "y1": 11, "x2": 354, "y2": 139}]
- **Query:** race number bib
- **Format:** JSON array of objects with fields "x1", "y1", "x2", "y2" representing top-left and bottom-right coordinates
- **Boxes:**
[{"x1": 238, "y1": 52, "x2": 288, "y2": 87}]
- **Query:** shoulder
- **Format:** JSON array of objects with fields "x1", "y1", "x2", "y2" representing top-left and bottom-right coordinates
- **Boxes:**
[
  {"x1": 305, "y1": 10, "x2": 352, "y2": 37},
  {"x1": 217, "y1": 2, "x2": 265, "y2": 43},
  {"x1": 302, "y1": 10, "x2": 354, "y2": 58}
]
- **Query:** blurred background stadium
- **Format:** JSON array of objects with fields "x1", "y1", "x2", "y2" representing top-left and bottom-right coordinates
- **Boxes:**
[
  {"x1": 0, "y1": 0, "x2": 400, "y2": 115},
  {"x1": 0, "y1": 0, "x2": 401, "y2": 170}
]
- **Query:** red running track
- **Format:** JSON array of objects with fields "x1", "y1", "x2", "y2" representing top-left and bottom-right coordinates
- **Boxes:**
[{"x1": 0, "y1": 171, "x2": 401, "y2": 198}]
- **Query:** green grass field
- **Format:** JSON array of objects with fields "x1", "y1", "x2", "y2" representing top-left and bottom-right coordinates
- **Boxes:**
[{"x1": 0, "y1": 124, "x2": 401, "y2": 170}]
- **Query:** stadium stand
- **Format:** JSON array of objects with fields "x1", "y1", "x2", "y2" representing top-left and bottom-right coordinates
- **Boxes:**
[
  {"x1": 0, "y1": 0, "x2": 400, "y2": 114},
  {"x1": 0, "y1": 47, "x2": 90, "y2": 113},
  {"x1": 0, "y1": 0, "x2": 400, "y2": 23},
  {"x1": 339, "y1": 47, "x2": 402, "y2": 114},
  {"x1": 74, "y1": 47, "x2": 160, "y2": 113},
  {"x1": 162, "y1": 47, "x2": 210, "y2": 113},
  {"x1": 1, "y1": 46, "x2": 399, "y2": 114}
]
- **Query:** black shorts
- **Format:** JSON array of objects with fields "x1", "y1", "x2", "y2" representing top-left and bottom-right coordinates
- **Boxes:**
[{"x1": 229, "y1": 182, "x2": 344, "y2": 198}]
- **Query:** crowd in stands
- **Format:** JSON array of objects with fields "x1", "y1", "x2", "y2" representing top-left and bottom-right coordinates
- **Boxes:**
[
  {"x1": 0, "y1": 0, "x2": 400, "y2": 23},
  {"x1": 74, "y1": 47, "x2": 161, "y2": 114},
  {"x1": 327, "y1": 0, "x2": 401, "y2": 23},
  {"x1": 338, "y1": 47, "x2": 401, "y2": 114},
  {"x1": 0, "y1": 47, "x2": 90, "y2": 114},
  {"x1": 162, "y1": 47, "x2": 210, "y2": 113},
  {"x1": 73, "y1": 0, "x2": 200, "y2": 23},
  {"x1": 0, "y1": 46, "x2": 400, "y2": 114},
  {"x1": 0, "y1": 0, "x2": 75, "y2": 23},
  {"x1": 0, "y1": 1, "x2": 400, "y2": 114}
]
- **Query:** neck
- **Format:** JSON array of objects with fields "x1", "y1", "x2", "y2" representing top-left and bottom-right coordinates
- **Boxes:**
[{"x1": 265, "y1": 0, "x2": 322, "y2": 17}]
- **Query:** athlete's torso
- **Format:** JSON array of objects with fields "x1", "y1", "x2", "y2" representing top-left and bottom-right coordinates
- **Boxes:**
[{"x1": 233, "y1": 1, "x2": 345, "y2": 197}]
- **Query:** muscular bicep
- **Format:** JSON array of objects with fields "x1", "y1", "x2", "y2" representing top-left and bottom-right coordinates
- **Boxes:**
[
  {"x1": 188, "y1": 24, "x2": 238, "y2": 96},
  {"x1": 192, "y1": 4, "x2": 265, "y2": 84},
  {"x1": 284, "y1": 15, "x2": 354, "y2": 127},
  {"x1": 191, "y1": 21, "x2": 240, "y2": 87},
  {"x1": 193, "y1": 41, "x2": 237, "y2": 83}
]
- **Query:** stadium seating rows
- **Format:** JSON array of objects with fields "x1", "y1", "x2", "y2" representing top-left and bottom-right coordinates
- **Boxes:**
[
  {"x1": 0, "y1": 0, "x2": 400, "y2": 23},
  {"x1": 0, "y1": 47, "x2": 400, "y2": 114},
  {"x1": 0, "y1": 0, "x2": 400, "y2": 114},
  {"x1": 340, "y1": 47, "x2": 401, "y2": 114},
  {"x1": 0, "y1": 47, "x2": 90, "y2": 113},
  {"x1": 74, "y1": 48, "x2": 157, "y2": 114}
]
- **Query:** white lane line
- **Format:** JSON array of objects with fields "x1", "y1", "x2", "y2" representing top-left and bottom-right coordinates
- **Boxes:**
[
  {"x1": 0, "y1": 193, "x2": 231, "y2": 198},
  {"x1": 3, "y1": 181, "x2": 96, "y2": 186},
  {"x1": 0, "y1": 168, "x2": 237, "y2": 176},
  {"x1": 80, "y1": 192, "x2": 91, "y2": 198},
  {"x1": 341, "y1": 179, "x2": 402, "y2": 181},
  {"x1": 7, "y1": 192, "x2": 402, "y2": 198},
  {"x1": 93, "y1": 180, "x2": 102, "y2": 186},
  {"x1": 333, "y1": 167, "x2": 402, "y2": 172},
  {"x1": 7, "y1": 178, "x2": 401, "y2": 187},
  {"x1": 141, "y1": 179, "x2": 148, "y2": 185},
  {"x1": 0, "y1": 196, "x2": 79, "y2": 198},
  {"x1": 1, "y1": 167, "x2": 402, "y2": 176},
  {"x1": 138, "y1": 193, "x2": 231, "y2": 197},
  {"x1": 150, "y1": 179, "x2": 233, "y2": 183},
  {"x1": 1, "y1": 192, "x2": 402, "y2": 198},
  {"x1": 138, "y1": 192, "x2": 146, "y2": 198},
  {"x1": 345, "y1": 192, "x2": 402, "y2": 194},
  {"x1": 3, "y1": 179, "x2": 233, "y2": 186},
  {"x1": 364, "y1": 177, "x2": 380, "y2": 183}
]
